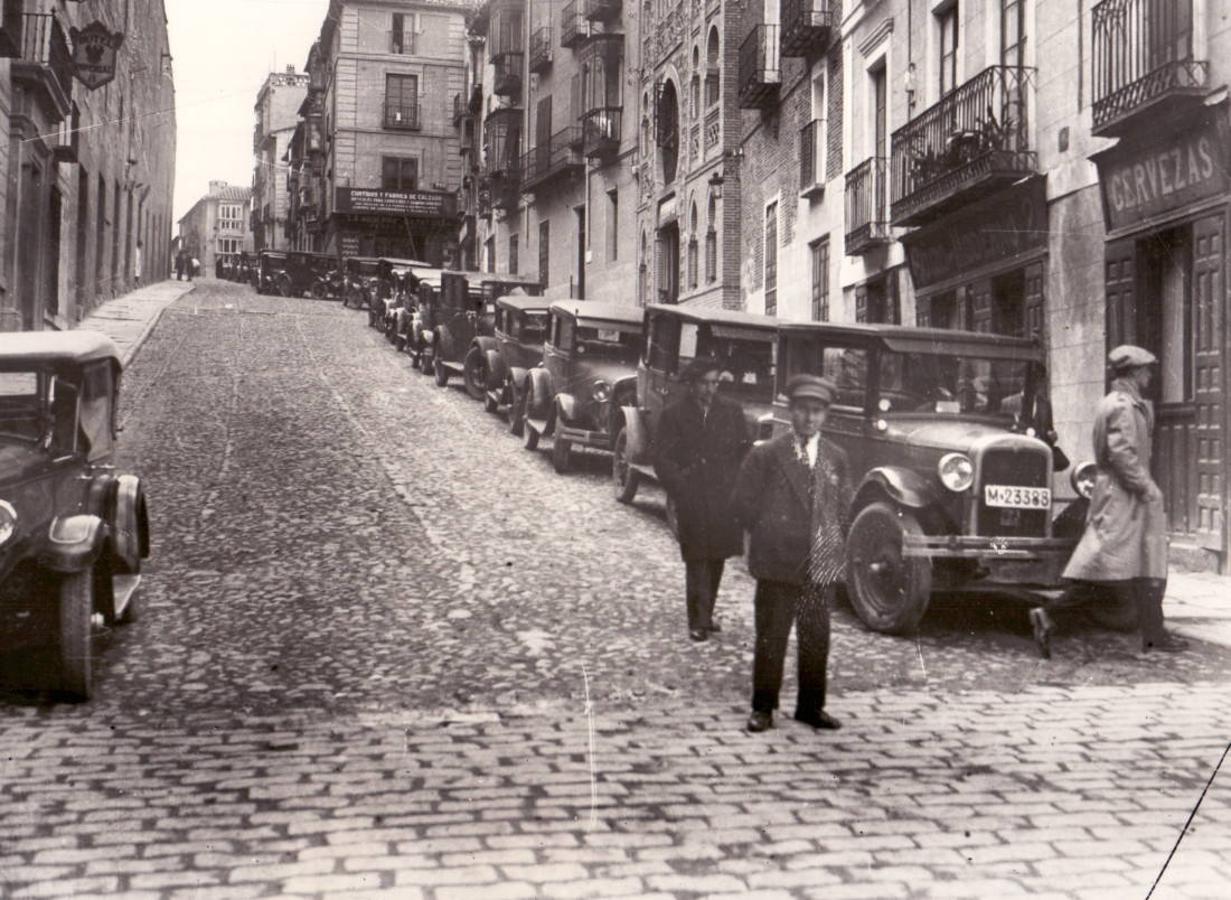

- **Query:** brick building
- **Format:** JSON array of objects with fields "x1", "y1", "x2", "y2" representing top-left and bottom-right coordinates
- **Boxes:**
[
  {"x1": 252, "y1": 67, "x2": 308, "y2": 252},
  {"x1": 176, "y1": 181, "x2": 253, "y2": 276},
  {"x1": 0, "y1": 0, "x2": 176, "y2": 331}
]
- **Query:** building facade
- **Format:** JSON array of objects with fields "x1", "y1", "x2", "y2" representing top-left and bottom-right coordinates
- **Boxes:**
[
  {"x1": 252, "y1": 67, "x2": 308, "y2": 252},
  {"x1": 287, "y1": 0, "x2": 468, "y2": 266},
  {"x1": 176, "y1": 181, "x2": 253, "y2": 275},
  {"x1": 0, "y1": 0, "x2": 176, "y2": 331}
]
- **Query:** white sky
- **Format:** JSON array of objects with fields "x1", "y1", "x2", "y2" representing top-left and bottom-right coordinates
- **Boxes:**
[{"x1": 167, "y1": 0, "x2": 328, "y2": 221}]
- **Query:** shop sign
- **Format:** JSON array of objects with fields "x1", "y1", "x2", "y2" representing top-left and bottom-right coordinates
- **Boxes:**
[
  {"x1": 70, "y1": 21, "x2": 124, "y2": 91},
  {"x1": 902, "y1": 177, "x2": 1048, "y2": 290},
  {"x1": 335, "y1": 188, "x2": 457, "y2": 219},
  {"x1": 340, "y1": 234, "x2": 361, "y2": 257},
  {"x1": 1097, "y1": 116, "x2": 1230, "y2": 232}
]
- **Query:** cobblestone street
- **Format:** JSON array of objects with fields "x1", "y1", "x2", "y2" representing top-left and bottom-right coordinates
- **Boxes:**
[{"x1": 2, "y1": 279, "x2": 1230, "y2": 898}]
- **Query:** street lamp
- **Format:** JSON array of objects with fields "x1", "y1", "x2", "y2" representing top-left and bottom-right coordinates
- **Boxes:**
[{"x1": 707, "y1": 170, "x2": 724, "y2": 200}]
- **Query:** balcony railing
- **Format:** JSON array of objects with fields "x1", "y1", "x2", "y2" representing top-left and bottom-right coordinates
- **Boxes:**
[
  {"x1": 583, "y1": 0, "x2": 621, "y2": 22},
  {"x1": 581, "y1": 106, "x2": 622, "y2": 160},
  {"x1": 388, "y1": 30, "x2": 416, "y2": 55},
  {"x1": 15, "y1": 13, "x2": 73, "y2": 120},
  {"x1": 561, "y1": 0, "x2": 590, "y2": 48},
  {"x1": 493, "y1": 53, "x2": 523, "y2": 98},
  {"x1": 522, "y1": 126, "x2": 584, "y2": 189},
  {"x1": 704, "y1": 106, "x2": 720, "y2": 157},
  {"x1": 1091, "y1": 0, "x2": 1207, "y2": 136},
  {"x1": 889, "y1": 65, "x2": 1037, "y2": 227},
  {"x1": 845, "y1": 157, "x2": 891, "y2": 255},
  {"x1": 383, "y1": 102, "x2": 421, "y2": 130},
  {"x1": 780, "y1": 0, "x2": 833, "y2": 57},
  {"x1": 529, "y1": 24, "x2": 553, "y2": 72},
  {"x1": 738, "y1": 25, "x2": 780, "y2": 109},
  {"x1": 800, "y1": 118, "x2": 825, "y2": 197}
]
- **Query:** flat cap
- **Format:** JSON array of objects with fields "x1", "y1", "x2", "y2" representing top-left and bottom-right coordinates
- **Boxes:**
[
  {"x1": 786, "y1": 374, "x2": 835, "y2": 406},
  {"x1": 1108, "y1": 344, "x2": 1158, "y2": 372}
]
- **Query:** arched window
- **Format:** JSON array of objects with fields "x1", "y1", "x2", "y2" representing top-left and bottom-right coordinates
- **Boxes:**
[
  {"x1": 687, "y1": 200, "x2": 699, "y2": 290},
  {"x1": 639, "y1": 231, "x2": 649, "y2": 305},
  {"x1": 705, "y1": 28, "x2": 720, "y2": 107},
  {"x1": 656, "y1": 80, "x2": 679, "y2": 184},
  {"x1": 690, "y1": 47, "x2": 701, "y2": 118},
  {"x1": 705, "y1": 194, "x2": 718, "y2": 283}
]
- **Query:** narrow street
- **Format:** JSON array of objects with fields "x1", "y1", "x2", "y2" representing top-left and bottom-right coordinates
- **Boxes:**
[{"x1": 2, "y1": 278, "x2": 1229, "y2": 898}]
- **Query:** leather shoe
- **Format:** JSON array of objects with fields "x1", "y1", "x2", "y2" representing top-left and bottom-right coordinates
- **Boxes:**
[
  {"x1": 795, "y1": 710, "x2": 842, "y2": 730},
  {"x1": 1029, "y1": 608, "x2": 1053, "y2": 660},
  {"x1": 689, "y1": 628, "x2": 708, "y2": 642},
  {"x1": 708, "y1": 621, "x2": 722, "y2": 633},
  {"x1": 745, "y1": 710, "x2": 773, "y2": 733},
  {"x1": 1144, "y1": 633, "x2": 1189, "y2": 653}
]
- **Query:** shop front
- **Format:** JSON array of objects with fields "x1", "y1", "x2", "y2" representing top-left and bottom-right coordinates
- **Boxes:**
[
  {"x1": 902, "y1": 177, "x2": 1048, "y2": 342},
  {"x1": 1092, "y1": 108, "x2": 1230, "y2": 572},
  {"x1": 328, "y1": 187, "x2": 459, "y2": 267}
]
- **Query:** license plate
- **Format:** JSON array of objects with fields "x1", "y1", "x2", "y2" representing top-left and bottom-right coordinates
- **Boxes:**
[{"x1": 984, "y1": 485, "x2": 1051, "y2": 509}]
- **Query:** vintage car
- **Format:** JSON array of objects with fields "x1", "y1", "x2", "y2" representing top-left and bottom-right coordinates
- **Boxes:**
[
  {"x1": 613, "y1": 305, "x2": 779, "y2": 511},
  {"x1": 476, "y1": 293, "x2": 551, "y2": 421},
  {"x1": 372, "y1": 258, "x2": 435, "y2": 339},
  {"x1": 274, "y1": 251, "x2": 335, "y2": 298},
  {"x1": 236, "y1": 251, "x2": 256, "y2": 285},
  {"x1": 431, "y1": 272, "x2": 544, "y2": 395},
  {"x1": 519, "y1": 301, "x2": 644, "y2": 473},
  {"x1": 408, "y1": 277, "x2": 442, "y2": 374},
  {"x1": 340, "y1": 256, "x2": 381, "y2": 310},
  {"x1": 769, "y1": 321, "x2": 1093, "y2": 634},
  {"x1": 254, "y1": 250, "x2": 289, "y2": 295},
  {"x1": 310, "y1": 265, "x2": 346, "y2": 301},
  {"x1": 0, "y1": 334, "x2": 150, "y2": 700}
]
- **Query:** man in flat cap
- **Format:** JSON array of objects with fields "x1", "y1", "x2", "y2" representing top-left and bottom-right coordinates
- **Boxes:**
[
  {"x1": 732, "y1": 374, "x2": 853, "y2": 733},
  {"x1": 1030, "y1": 345, "x2": 1188, "y2": 656},
  {"x1": 654, "y1": 357, "x2": 752, "y2": 642}
]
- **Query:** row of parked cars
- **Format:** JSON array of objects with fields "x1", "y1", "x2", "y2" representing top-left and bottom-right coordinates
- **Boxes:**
[{"x1": 312, "y1": 259, "x2": 1100, "y2": 639}]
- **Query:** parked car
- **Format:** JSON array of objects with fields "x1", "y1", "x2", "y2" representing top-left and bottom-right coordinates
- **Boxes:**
[
  {"x1": 373, "y1": 258, "x2": 435, "y2": 340},
  {"x1": 408, "y1": 277, "x2": 442, "y2": 375},
  {"x1": 768, "y1": 321, "x2": 1087, "y2": 634},
  {"x1": 340, "y1": 257, "x2": 381, "y2": 310},
  {"x1": 613, "y1": 304, "x2": 779, "y2": 510},
  {"x1": 519, "y1": 301, "x2": 644, "y2": 473},
  {"x1": 311, "y1": 266, "x2": 346, "y2": 301},
  {"x1": 432, "y1": 272, "x2": 544, "y2": 396},
  {"x1": 254, "y1": 250, "x2": 289, "y2": 295},
  {"x1": 274, "y1": 251, "x2": 335, "y2": 298},
  {"x1": 237, "y1": 251, "x2": 256, "y2": 286},
  {"x1": 0, "y1": 334, "x2": 150, "y2": 700},
  {"x1": 477, "y1": 293, "x2": 551, "y2": 424}
]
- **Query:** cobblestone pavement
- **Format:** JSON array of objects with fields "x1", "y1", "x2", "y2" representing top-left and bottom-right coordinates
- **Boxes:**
[{"x1": 2, "y1": 279, "x2": 1229, "y2": 898}]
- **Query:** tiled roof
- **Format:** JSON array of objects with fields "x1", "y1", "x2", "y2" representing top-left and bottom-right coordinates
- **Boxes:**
[{"x1": 211, "y1": 185, "x2": 253, "y2": 202}]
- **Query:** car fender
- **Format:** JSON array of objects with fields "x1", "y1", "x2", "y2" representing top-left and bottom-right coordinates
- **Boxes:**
[
  {"x1": 40, "y1": 515, "x2": 109, "y2": 574},
  {"x1": 618, "y1": 406, "x2": 649, "y2": 462},
  {"x1": 484, "y1": 348, "x2": 507, "y2": 388},
  {"x1": 112, "y1": 475, "x2": 150, "y2": 572},
  {"x1": 524, "y1": 368, "x2": 554, "y2": 420},
  {"x1": 854, "y1": 467, "x2": 938, "y2": 512},
  {"x1": 554, "y1": 393, "x2": 577, "y2": 427}
]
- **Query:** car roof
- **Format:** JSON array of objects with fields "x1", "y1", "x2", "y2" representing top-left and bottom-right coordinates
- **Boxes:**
[
  {"x1": 549, "y1": 300, "x2": 644, "y2": 327},
  {"x1": 497, "y1": 292, "x2": 551, "y2": 312},
  {"x1": 379, "y1": 257, "x2": 432, "y2": 266},
  {"x1": 259, "y1": 250, "x2": 288, "y2": 257},
  {"x1": 0, "y1": 331, "x2": 122, "y2": 367},
  {"x1": 645, "y1": 303, "x2": 781, "y2": 330},
  {"x1": 778, "y1": 321, "x2": 1043, "y2": 359}
]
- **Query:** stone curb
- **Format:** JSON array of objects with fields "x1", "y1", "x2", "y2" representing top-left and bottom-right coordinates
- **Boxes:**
[{"x1": 120, "y1": 281, "x2": 197, "y2": 368}]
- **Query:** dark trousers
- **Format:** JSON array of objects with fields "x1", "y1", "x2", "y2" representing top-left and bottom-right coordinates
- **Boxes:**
[
  {"x1": 684, "y1": 559, "x2": 725, "y2": 632},
  {"x1": 751, "y1": 580, "x2": 832, "y2": 715},
  {"x1": 1049, "y1": 578, "x2": 1166, "y2": 644}
]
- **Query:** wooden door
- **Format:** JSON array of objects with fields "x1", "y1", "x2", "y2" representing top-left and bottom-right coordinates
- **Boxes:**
[
  {"x1": 1104, "y1": 237, "x2": 1137, "y2": 350},
  {"x1": 1191, "y1": 213, "x2": 1226, "y2": 553}
]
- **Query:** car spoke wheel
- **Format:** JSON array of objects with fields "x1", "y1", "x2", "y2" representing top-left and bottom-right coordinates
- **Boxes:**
[
  {"x1": 552, "y1": 436, "x2": 572, "y2": 474},
  {"x1": 508, "y1": 383, "x2": 525, "y2": 436},
  {"x1": 278, "y1": 279, "x2": 292, "y2": 297},
  {"x1": 845, "y1": 502, "x2": 932, "y2": 634},
  {"x1": 464, "y1": 348, "x2": 487, "y2": 401},
  {"x1": 57, "y1": 567, "x2": 95, "y2": 701},
  {"x1": 613, "y1": 427, "x2": 640, "y2": 504}
]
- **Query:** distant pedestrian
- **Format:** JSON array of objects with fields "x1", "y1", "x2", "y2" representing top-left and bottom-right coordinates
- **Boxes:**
[
  {"x1": 134, "y1": 241, "x2": 143, "y2": 286},
  {"x1": 175, "y1": 251, "x2": 185, "y2": 281},
  {"x1": 732, "y1": 375, "x2": 852, "y2": 734},
  {"x1": 1030, "y1": 345, "x2": 1188, "y2": 657},
  {"x1": 190, "y1": 257, "x2": 199, "y2": 281},
  {"x1": 653, "y1": 357, "x2": 751, "y2": 642}
]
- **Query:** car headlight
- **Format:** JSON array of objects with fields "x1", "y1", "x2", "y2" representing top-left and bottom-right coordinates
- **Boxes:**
[
  {"x1": 0, "y1": 500, "x2": 16, "y2": 546},
  {"x1": 938, "y1": 453, "x2": 974, "y2": 492},
  {"x1": 591, "y1": 380, "x2": 611, "y2": 403},
  {"x1": 1070, "y1": 461, "x2": 1097, "y2": 499}
]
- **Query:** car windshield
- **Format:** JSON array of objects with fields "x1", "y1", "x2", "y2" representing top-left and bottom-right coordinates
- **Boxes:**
[
  {"x1": 519, "y1": 311, "x2": 548, "y2": 344},
  {"x1": 575, "y1": 325, "x2": 641, "y2": 363},
  {"x1": 877, "y1": 350, "x2": 1031, "y2": 418},
  {"x1": 0, "y1": 371, "x2": 45, "y2": 444},
  {"x1": 681, "y1": 324, "x2": 776, "y2": 403}
]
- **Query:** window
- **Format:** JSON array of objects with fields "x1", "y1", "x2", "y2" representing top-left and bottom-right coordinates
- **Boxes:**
[
  {"x1": 705, "y1": 196, "x2": 717, "y2": 283},
  {"x1": 217, "y1": 237, "x2": 241, "y2": 255},
  {"x1": 218, "y1": 204, "x2": 243, "y2": 229},
  {"x1": 857, "y1": 270, "x2": 901, "y2": 324},
  {"x1": 509, "y1": 234, "x2": 519, "y2": 275},
  {"x1": 553, "y1": 313, "x2": 576, "y2": 351},
  {"x1": 687, "y1": 201, "x2": 698, "y2": 290},
  {"x1": 391, "y1": 12, "x2": 415, "y2": 54},
  {"x1": 607, "y1": 189, "x2": 619, "y2": 261},
  {"x1": 385, "y1": 74, "x2": 419, "y2": 128},
  {"x1": 79, "y1": 362, "x2": 115, "y2": 461},
  {"x1": 764, "y1": 201, "x2": 778, "y2": 315},
  {"x1": 381, "y1": 156, "x2": 418, "y2": 191},
  {"x1": 938, "y1": 3, "x2": 958, "y2": 96},
  {"x1": 538, "y1": 220, "x2": 550, "y2": 288},
  {"x1": 705, "y1": 28, "x2": 720, "y2": 107},
  {"x1": 810, "y1": 239, "x2": 829, "y2": 321},
  {"x1": 485, "y1": 236, "x2": 496, "y2": 273},
  {"x1": 1001, "y1": 0, "x2": 1025, "y2": 69}
]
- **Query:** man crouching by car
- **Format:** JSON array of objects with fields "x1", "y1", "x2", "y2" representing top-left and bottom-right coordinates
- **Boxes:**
[{"x1": 732, "y1": 375, "x2": 853, "y2": 734}]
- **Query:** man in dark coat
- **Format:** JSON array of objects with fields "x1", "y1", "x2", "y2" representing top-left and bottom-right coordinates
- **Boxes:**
[
  {"x1": 654, "y1": 357, "x2": 751, "y2": 642},
  {"x1": 732, "y1": 374, "x2": 852, "y2": 734}
]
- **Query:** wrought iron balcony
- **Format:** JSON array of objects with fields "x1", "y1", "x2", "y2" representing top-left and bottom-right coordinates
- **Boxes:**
[
  {"x1": 388, "y1": 30, "x2": 416, "y2": 55},
  {"x1": 484, "y1": 106, "x2": 523, "y2": 180},
  {"x1": 383, "y1": 102, "x2": 421, "y2": 130},
  {"x1": 845, "y1": 157, "x2": 891, "y2": 256},
  {"x1": 1091, "y1": 0, "x2": 1207, "y2": 137},
  {"x1": 561, "y1": 0, "x2": 590, "y2": 49},
  {"x1": 529, "y1": 24, "x2": 553, "y2": 72},
  {"x1": 583, "y1": 0, "x2": 621, "y2": 23},
  {"x1": 522, "y1": 127, "x2": 584, "y2": 190},
  {"x1": 14, "y1": 13, "x2": 73, "y2": 122},
  {"x1": 889, "y1": 65, "x2": 1037, "y2": 227},
  {"x1": 780, "y1": 0, "x2": 833, "y2": 57},
  {"x1": 799, "y1": 118, "x2": 825, "y2": 198},
  {"x1": 738, "y1": 25, "x2": 780, "y2": 109},
  {"x1": 493, "y1": 53, "x2": 523, "y2": 99},
  {"x1": 581, "y1": 106, "x2": 622, "y2": 160}
]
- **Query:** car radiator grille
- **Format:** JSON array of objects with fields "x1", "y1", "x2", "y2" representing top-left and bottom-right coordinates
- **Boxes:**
[{"x1": 975, "y1": 445, "x2": 1050, "y2": 538}]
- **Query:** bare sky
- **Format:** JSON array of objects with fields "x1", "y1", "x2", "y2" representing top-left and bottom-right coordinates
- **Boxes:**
[{"x1": 167, "y1": 0, "x2": 328, "y2": 222}]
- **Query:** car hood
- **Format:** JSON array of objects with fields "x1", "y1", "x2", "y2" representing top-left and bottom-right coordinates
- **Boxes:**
[
  {"x1": 878, "y1": 415, "x2": 1023, "y2": 453},
  {"x1": 572, "y1": 360, "x2": 638, "y2": 387},
  {"x1": 0, "y1": 442, "x2": 47, "y2": 483}
]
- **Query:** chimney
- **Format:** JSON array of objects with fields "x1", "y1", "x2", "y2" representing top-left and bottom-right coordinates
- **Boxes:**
[
  {"x1": 286, "y1": 64, "x2": 296, "y2": 75},
  {"x1": 209, "y1": 180, "x2": 228, "y2": 194}
]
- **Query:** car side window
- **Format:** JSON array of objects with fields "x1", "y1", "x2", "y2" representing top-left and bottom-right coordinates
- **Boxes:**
[
  {"x1": 522, "y1": 312, "x2": 547, "y2": 344},
  {"x1": 645, "y1": 313, "x2": 679, "y2": 372},
  {"x1": 557, "y1": 315, "x2": 575, "y2": 353},
  {"x1": 80, "y1": 362, "x2": 115, "y2": 461},
  {"x1": 677, "y1": 323, "x2": 699, "y2": 373},
  {"x1": 821, "y1": 347, "x2": 868, "y2": 409},
  {"x1": 48, "y1": 376, "x2": 80, "y2": 457}
]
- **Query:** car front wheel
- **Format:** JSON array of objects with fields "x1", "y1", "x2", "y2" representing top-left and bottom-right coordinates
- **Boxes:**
[
  {"x1": 612, "y1": 427, "x2": 640, "y2": 504},
  {"x1": 433, "y1": 359, "x2": 450, "y2": 387},
  {"x1": 522, "y1": 394, "x2": 540, "y2": 450},
  {"x1": 845, "y1": 501, "x2": 932, "y2": 634},
  {"x1": 463, "y1": 348, "x2": 487, "y2": 401},
  {"x1": 508, "y1": 381, "x2": 525, "y2": 436},
  {"x1": 57, "y1": 567, "x2": 95, "y2": 701},
  {"x1": 552, "y1": 435, "x2": 572, "y2": 474},
  {"x1": 278, "y1": 277, "x2": 293, "y2": 298}
]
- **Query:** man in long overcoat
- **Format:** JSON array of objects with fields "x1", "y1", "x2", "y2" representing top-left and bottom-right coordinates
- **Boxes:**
[
  {"x1": 731, "y1": 375, "x2": 853, "y2": 733},
  {"x1": 1030, "y1": 345, "x2": 1188, "y2": 655},
  {"x1": 654, "y1": 357, "x2": 751, "y2": 642}
]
